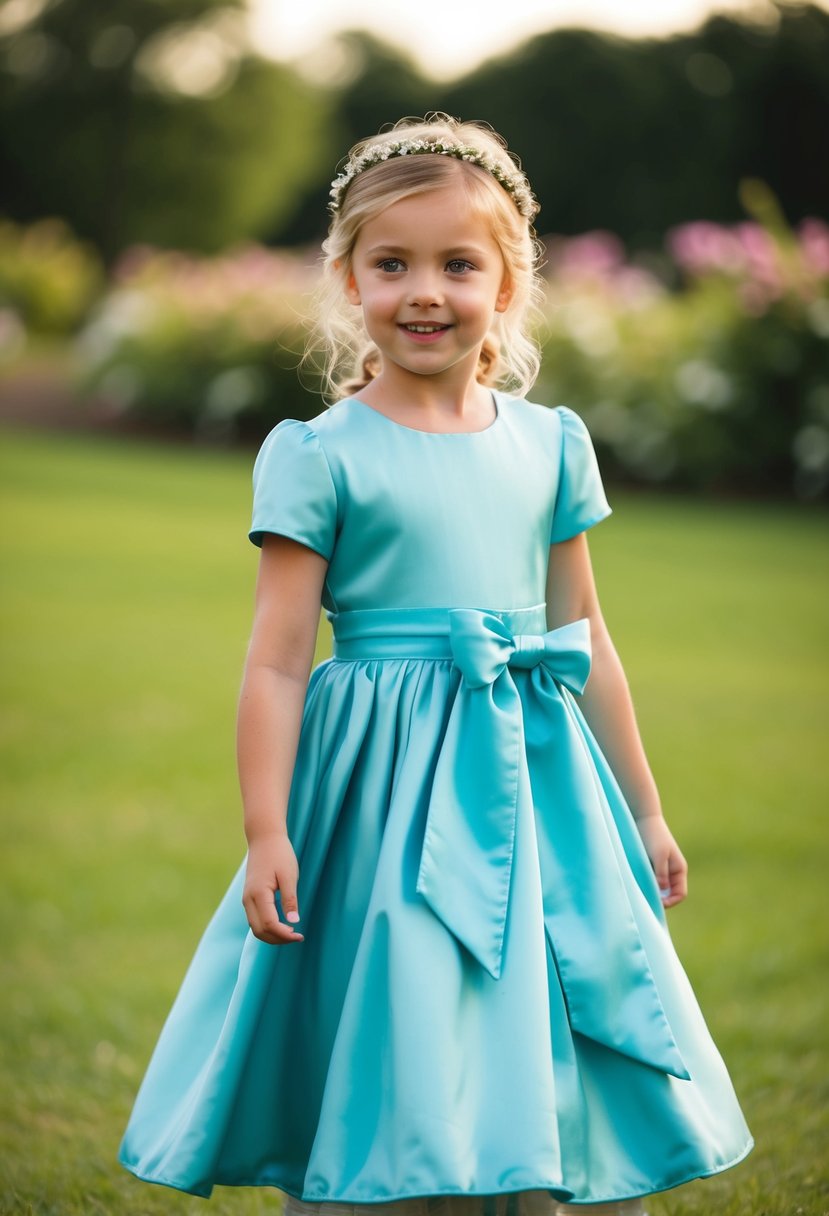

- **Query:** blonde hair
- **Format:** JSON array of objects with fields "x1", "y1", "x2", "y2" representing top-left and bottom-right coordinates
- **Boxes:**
[{"x1": 305, "y1": 114, "x2": 545, "y2": 403}]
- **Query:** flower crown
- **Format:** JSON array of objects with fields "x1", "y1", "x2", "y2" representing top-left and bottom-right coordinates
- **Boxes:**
[{"x1": 328, "y1": 137, "x2": 540, "y2": 223}]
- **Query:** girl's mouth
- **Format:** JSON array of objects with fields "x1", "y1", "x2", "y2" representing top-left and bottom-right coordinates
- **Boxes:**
[{"x1": 399, "y1": 323, "x2": 451, "y2": 343}]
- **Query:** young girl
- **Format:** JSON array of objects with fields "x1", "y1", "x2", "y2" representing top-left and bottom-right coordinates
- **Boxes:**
[{"x1": 119, "y1": 114, "x2": 753, "y2": 1213}]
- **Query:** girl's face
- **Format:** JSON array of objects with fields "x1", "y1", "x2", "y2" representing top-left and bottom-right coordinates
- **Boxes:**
[{"x1": 345, "y1": 187, "x2": 512, "y2": 391}]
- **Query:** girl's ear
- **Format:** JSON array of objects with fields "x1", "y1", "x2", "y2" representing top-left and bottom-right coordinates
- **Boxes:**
[
  {"x1": 342, "y1": 267, "x2": 359, "y2": 304},
  {"x1": 495, "y1": 275, "x2": 514, "y2": 314}
]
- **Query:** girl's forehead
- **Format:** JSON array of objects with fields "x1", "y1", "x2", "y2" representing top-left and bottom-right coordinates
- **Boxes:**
[{"x1": 355, "y1": 189, "x2": 499, "y2": 251}]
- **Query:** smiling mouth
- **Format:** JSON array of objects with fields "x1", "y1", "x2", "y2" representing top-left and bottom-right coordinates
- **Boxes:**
[{"x1": 400, "y1": 323, "x2": 451, "y2": 334}]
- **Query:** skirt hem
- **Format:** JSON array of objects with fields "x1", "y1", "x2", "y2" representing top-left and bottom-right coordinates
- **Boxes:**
[{"x1": 119, "y1": 1134, "x2": 753, "y2": 1204}]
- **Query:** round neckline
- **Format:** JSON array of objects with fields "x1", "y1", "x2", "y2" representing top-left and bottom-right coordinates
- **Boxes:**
[{"x1": 344, "y1": 391, "x2": 503, "y2": 436}]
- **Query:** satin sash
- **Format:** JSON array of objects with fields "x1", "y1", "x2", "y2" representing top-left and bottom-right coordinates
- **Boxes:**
[{"x1": 330, "y1": 605, "x2": 690, "y2": 1080}]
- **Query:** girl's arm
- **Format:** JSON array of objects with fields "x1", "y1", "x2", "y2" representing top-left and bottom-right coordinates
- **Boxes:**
[
  {"x1": 237, "y1": 533, "x2": 328, "y2": 944},
  {"x1": 546, "y1": 532, "x2": 688, "y2": 908}
]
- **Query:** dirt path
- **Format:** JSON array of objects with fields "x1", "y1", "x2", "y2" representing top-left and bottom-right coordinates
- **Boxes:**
[{"x1": 0, "y1": 361, "x2": 197, "y2": 443}]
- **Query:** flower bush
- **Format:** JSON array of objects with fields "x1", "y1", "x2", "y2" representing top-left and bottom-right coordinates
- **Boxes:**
[
  {"x1": 67, "y1": 192, "x2": 829, "y2": 495},
  {"x1": 75, "y1": 244, "x2": 319, "y2": 439},
  {"x1": 535, "y1": 201, "x2": 829, "y2": 499}
]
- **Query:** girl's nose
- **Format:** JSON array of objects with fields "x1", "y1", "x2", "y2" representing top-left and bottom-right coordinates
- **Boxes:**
[{"x1": 406, "y1": 272, "x2": 444, "y2": 307}]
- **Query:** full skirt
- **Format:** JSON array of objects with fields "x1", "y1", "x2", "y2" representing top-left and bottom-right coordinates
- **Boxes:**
[{"x1": 119, "y1": 649, "x2": 752, "y2": 1203}]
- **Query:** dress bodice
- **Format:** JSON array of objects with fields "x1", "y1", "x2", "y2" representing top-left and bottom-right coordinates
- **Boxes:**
[{"x1": 249, "y1": 392, "x2": 612, "y2": 615}]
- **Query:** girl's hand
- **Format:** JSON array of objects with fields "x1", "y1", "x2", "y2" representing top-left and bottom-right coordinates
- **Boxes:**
[
  {"x1": 242, "y1": 832, "x2": 305, "y2": 945},
  {"x1": 634, "y1": 814, "x2": 688, "y2": 908}
]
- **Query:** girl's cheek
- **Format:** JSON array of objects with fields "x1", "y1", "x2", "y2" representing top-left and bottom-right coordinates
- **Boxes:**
[{"x1": 372, "y1": 287, "x2": 402, "y2": 311}]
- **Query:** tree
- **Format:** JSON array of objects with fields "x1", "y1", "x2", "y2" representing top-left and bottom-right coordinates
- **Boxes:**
[
  {"x1": 0, "y1": 0, "x2": 333, "y2": 259},
  {"x1": 442, "y1": 2, "x2": 829, "y2": 246},
  {"x1": 271, "y1": 30, "x2": 442, "y2": 247}
]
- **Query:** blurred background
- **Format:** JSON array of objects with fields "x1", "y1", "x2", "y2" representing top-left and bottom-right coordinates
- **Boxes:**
[
  {"x1": 1, "y1": 3, "x2": 828, "y2": 1214},
  {"x1": 1, "y1": 0, "x2": 828, "y2": 493}
]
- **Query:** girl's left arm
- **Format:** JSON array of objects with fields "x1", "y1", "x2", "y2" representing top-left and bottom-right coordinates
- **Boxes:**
[{"x1": 546, "y1": 532, "x2": 688, "y2": 908}]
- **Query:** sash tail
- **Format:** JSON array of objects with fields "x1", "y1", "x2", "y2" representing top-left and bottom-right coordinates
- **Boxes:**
[
  {"x1": 415, "y1": 609, "x2": 691, "y2": 1080},
  {"x1": 415, "y1": 668, "x2": 523, "y2": 980},
  {"x1": 536, "y1": 682, "x2": 691, "y2": 1079}
]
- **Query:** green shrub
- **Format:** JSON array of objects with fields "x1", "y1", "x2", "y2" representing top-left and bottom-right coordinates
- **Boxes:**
[{"x1": 0, "y1": 217, "x2": 105, "y2": 350}]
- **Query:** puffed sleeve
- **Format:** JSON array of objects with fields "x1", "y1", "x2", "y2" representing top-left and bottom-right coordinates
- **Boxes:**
[
  {"x1": 248, "y1": 419, "x2": 338, "y2": 558},
  {"x1": 549, "y1": 405, "x2": 613, "y2": 543}
]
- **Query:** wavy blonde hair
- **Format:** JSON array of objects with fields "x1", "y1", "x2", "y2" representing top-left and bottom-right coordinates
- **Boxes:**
[{"x1": 305, "y1": 114, "x2": 545, "y2": 403}]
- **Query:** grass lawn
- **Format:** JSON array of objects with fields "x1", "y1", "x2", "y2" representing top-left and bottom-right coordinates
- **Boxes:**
[{"x1": 1, "y1": 426, "x2": 827, "y2": 1215}]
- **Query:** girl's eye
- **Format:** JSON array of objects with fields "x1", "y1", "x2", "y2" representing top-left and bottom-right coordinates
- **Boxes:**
[
  {"x1": 378, "y1": 258, "x2": 405, "y2": 273},
  {"x1": 446, "y1": 259, "x2": 474, "y2": 274}
]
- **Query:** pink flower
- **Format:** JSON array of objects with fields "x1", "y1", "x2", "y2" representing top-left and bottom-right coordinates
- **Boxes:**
[
  {"x1": 734, "y1": 222, "x2": 781, "y2": 291},
  {"x1": 667, "y1": 221, "x2": 744, "y2": 275},
  {"x1": 547, "y1": 230, "x2": 626, "y2": 279},
  {"x1": 799, "y1": 218, "x2": 829, "y2": 276}
]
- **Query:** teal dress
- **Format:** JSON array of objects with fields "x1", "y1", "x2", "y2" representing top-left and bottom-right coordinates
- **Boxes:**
[{"x1": 119, "y1": 392, "x2": 753, "y2": 1205}]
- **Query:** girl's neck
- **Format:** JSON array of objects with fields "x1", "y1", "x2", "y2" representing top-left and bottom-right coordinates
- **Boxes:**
[{"x1": 351, "y1": 371, "x2": 496, "y2": 433}]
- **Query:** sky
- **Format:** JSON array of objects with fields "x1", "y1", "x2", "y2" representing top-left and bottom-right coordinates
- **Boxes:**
[{"x1": 247, "y1": 0, "x2": 825, "y2": 79}]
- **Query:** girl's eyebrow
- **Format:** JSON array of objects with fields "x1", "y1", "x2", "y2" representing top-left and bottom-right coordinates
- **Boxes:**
[
  {"x1": 444, "y1": 247, "x2": 488, "y2": 259},
  {"x1": 365, "y1": 244, "x2": 409, "y2": 256},
  {"x1": 364, "y1": 244, "x2": 489, "y2": 258}
]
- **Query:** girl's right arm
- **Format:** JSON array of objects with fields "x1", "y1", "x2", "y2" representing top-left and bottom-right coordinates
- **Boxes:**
[{"x1": 237, "y1": 533, "x2": 329, "y2": 945}]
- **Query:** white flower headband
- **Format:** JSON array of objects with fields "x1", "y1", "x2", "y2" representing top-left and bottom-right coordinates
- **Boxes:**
[{"x1": 328, "y1": 137, "x2": 540, "y2": 223}]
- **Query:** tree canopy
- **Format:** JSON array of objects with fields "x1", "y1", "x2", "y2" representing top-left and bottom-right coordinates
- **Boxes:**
[{"x1": 1, "y1": 1, "x2": 826, "y2": 257}]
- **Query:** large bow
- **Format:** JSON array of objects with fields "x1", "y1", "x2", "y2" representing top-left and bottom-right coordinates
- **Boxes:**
[
  {"x1": 416, "y1": 612, "x2": 590, "y2": 982},
  {"x1": 415, "y1": 609, "x2": 689, "y2": 1079}
]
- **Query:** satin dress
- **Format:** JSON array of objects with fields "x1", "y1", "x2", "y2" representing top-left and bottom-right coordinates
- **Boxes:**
[{"x1": 119, "y1": 392, "x2": 753, "y2": 1206}]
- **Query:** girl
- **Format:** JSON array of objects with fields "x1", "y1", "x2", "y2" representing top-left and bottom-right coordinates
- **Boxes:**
[{"x1": 119, "y1": 114, "x2": 753, "y2": 1213}]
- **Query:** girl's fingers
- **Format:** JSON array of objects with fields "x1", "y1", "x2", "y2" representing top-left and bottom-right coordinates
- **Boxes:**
[
  {"x1": 279, "y1": 882, "x2": 301, "y2": 925},
  {"x1": 662, "y1": 849, "x2": 688, "y2": 906},
  {"x1": 254, "y1": 922, "x2": 305, "y2": 945},
  {"x1": 244, "y1": 886, "x2": 305, "y2": 944},
  {"x1": 649, "y1": 843, "x2": 671, "y2": 903}
]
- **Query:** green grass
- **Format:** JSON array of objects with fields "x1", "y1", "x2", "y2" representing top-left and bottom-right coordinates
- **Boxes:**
[{"x1": 1, "y1": 427, "x2": 827, "y2": 1215}]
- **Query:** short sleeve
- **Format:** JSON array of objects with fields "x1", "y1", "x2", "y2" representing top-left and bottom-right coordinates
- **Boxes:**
[
  {"x1": 549, "y1": 406, "x2": 612, "y2": 543},
  {"x1": 248, "y1": 419, "x2": 338, "y2": 558}
]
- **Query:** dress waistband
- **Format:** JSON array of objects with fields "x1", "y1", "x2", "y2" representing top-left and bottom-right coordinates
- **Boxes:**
[{"x1": 329, "y1": 604, "x2": 548, "y2": 660}]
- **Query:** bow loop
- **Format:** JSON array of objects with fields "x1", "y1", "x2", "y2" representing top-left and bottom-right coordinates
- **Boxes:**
[
  {"x1": 447, "y1": 610, "x2": 514, "y2": 688},
  {"x1": 447, "y1": 610, "x2": 592, "y2": 694},
  {"x1": 534, "y1": 617, "x2": 592, "y2": 696}
]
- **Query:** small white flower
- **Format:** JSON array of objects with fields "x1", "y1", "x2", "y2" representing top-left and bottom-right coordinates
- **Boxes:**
[{"x1": 327, "y1": 135, "x2": 539, "y2": 221}]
